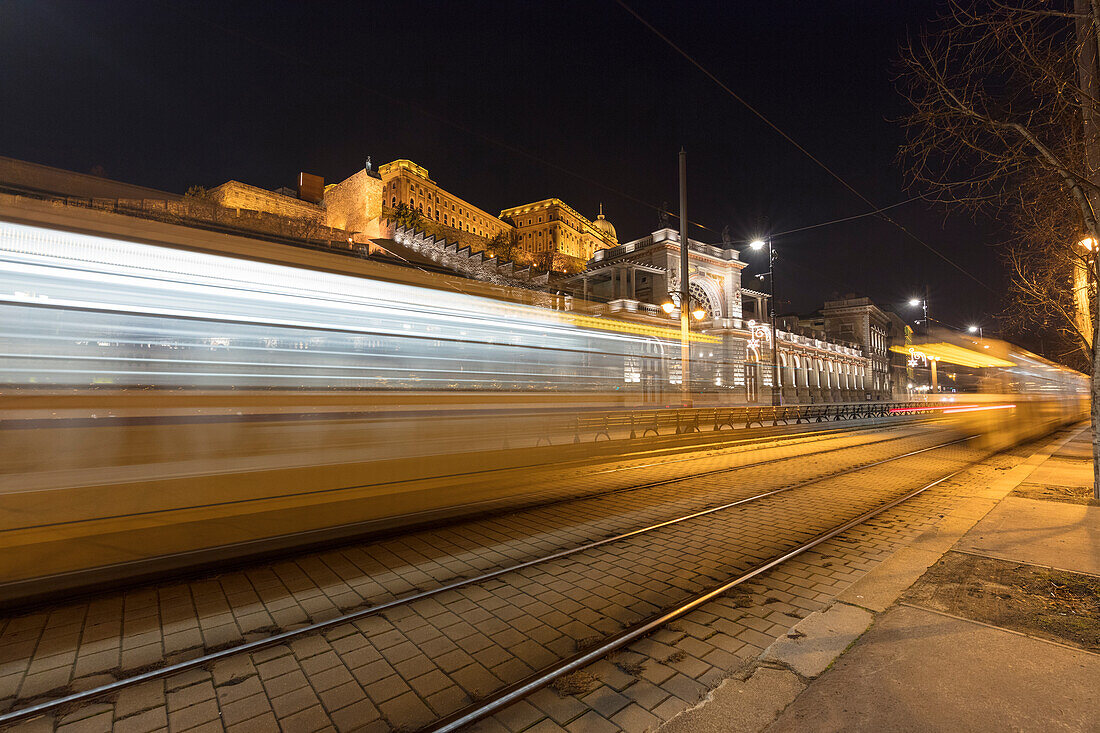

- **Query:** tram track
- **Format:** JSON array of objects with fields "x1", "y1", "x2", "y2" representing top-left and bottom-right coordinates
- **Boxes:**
[
  {"x1": 0, "y1": 431, "x2": 973, "y2": 728},
  {"x1": 427, "y1": 469, "x2": 964, "y2": 732}
]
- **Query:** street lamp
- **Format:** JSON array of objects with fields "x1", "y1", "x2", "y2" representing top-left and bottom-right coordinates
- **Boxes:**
[
  {"x1": 908, "y1": 295, "x2": 929, "y2": 331},
  {"x1": 967, "y1": 324, "x2": 989, "y2": 349},
  {"x1": 661, "y1": 295, "x2": 707, "y2": 321},
  {"x1": 747, "y1": 238, "x2": 780, "y2": 405},
  {"x1": 661, "y1": 291, "x2": 707, "y2": 393}
]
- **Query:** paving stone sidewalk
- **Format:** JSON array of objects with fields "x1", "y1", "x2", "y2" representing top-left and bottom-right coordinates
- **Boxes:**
[{"x1": 763, "y1": 427, "x2": 1099, "y2": 733}]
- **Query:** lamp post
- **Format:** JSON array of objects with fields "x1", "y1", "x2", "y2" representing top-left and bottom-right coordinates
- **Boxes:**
[
  {"x1": 660, "y1": 294, "x2": 707, "y2": 394},
  {"x1": 749, "y1": 238, "x2": 780, "y2": 406},
  {"x1": 678, "y1": 149, "x2": 690, "y2": 406},
  {"x1": 967, "y1": 325, "x2": 983, "y2": 340},
  {"x1": 908, "y1": 295, "x2": 929, "y2": 331}
]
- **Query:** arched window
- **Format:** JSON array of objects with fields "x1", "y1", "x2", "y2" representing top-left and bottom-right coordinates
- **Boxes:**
[{"x1": 800, "y1": 356, "x2": 810, "y2": 387}]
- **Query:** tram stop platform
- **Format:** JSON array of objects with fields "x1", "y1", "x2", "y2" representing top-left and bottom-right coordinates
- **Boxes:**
[{"x1": 661, "y1": 425, "x2": 1100, "y2": 733}]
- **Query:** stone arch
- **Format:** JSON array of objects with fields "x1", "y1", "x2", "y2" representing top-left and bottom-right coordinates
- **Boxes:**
[{"x1": 688, "y1": 275, "x2": 723, "y2": 318}]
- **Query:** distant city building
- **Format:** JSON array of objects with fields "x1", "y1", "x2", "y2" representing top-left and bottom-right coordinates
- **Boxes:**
[
  {"x1": 566, "y1": 228, "x2": 872, "y2": 403},
  {"x1": 375, "y1": 159, "x2": 617, "y2": 271},
  {"x1": 821, "y1": 296, "x2": 893, "y2": 397},
  {"x1": 500, "y1": 199, "x2": 618, "y2": 266},
  {"x1": 378, "y1": 159, "x2": 510, "y2": 248}
]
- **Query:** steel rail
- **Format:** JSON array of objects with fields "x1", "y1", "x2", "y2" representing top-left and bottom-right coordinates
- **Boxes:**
[
  {"x1": 0, "y1": 433, "x2": 968, "y2": 726},
  {"x1": 425, "y1": 467, "x2": 967, "y2": 733}
]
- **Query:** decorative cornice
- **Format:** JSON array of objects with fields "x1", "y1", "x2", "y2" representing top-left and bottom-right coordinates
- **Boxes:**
[{"x1": 378, "y1": 159, "x2": 434, "y2": 183}]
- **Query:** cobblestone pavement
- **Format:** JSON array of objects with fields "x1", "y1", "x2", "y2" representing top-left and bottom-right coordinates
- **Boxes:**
[
  {"x1": 0, "y1": 426, "x2": 978, "y2": 732},
  {"x1": 473, "y1": 442, "x2": 1036, "y2": 733},
  {"x1": 0, "y1": 424, "x2": 935, "y2": 718}
]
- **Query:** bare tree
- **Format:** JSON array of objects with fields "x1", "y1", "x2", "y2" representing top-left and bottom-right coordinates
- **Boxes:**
[
  {"x1": 899, "y1": 0, "x2": 1100, "y2": 500},
  {"x1": 1002, "y1": 172, "x2": 1093, "y2": 369}
]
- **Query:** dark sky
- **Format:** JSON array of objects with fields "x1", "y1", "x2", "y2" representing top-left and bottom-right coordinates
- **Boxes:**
[{"x1": 0, "y1": 0, "x2": 1001, "y2": 329}]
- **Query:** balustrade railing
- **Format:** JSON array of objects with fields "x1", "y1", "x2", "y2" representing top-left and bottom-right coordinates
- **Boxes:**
[{"x1": 540, "y1": 401, "x2": 938, "y2": 445}]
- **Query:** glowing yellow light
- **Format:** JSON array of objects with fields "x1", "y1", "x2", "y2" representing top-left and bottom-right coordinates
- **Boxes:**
[
  {"x1": 890, "y1": 342, "x2": 1014, "y2": 368},
  {"x1": 661, "y1": 302, "x2": 676, "y2": 314},
  {"x1": 942, "y1": 403, "x2": 1016, "y2": 414},
  {"x1": 1079, "y1": 236, "x2": 1096, "y2": 251},
  {"x1": 566, "y1": 312, "x2": 719, "y2": 344},
  {"x1": 692, "y1": 308, "x2": 706, "y2": 320}
]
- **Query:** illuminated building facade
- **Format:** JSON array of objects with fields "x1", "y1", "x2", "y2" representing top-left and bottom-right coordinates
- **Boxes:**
[
  {"x1": 568, "y1": 228, "x2": 871, "y2": 404},
  {"x1": 378, "y1": 159, "x2": 509, "y2": 245},
  {"x1": 377, "y1": 160, "x2": 616, "y2": 270},
  {"x1": 500, "y1": 199, "x2": 618, "y2": 266},
  {"x1": 821, "y1": 297, "x2": 893, "y2": 397}
]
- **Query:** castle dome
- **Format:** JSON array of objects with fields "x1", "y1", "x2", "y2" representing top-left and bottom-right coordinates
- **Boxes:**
[{"x1": 592, "y1": 203, "x2": 617, "y2": 241}]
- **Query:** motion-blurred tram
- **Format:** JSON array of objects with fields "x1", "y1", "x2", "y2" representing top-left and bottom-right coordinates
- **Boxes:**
[
  {"x1": 0, "y1": 220, "x2": 716, "y2": 397},
  {"x1": 0, "y1": 212, "x2": 1087, "y2": 606}
]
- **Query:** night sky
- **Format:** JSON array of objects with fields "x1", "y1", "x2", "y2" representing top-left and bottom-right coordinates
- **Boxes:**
[{"x1": 1, "y1": 1, "x2": 1001, "y2": 330}]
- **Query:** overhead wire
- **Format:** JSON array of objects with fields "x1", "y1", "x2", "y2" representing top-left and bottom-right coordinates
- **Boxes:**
[
  {"x1": 161, "y1": 0, "x2": 932, "y2": 253},
  {"x1": 160, "y1": 0, "x2": 972, "y2": 319},
  {"x1": 612, "y1": 0, "x2": 996, "y2": 293},
  {"x1": 768, "y1": 194, "x2": 929, "y2": 239}
]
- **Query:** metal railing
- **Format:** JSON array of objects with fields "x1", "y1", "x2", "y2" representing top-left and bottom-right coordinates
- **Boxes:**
[{"x1": 558, "y1": 401, "x2": 935, "y2": 444}]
